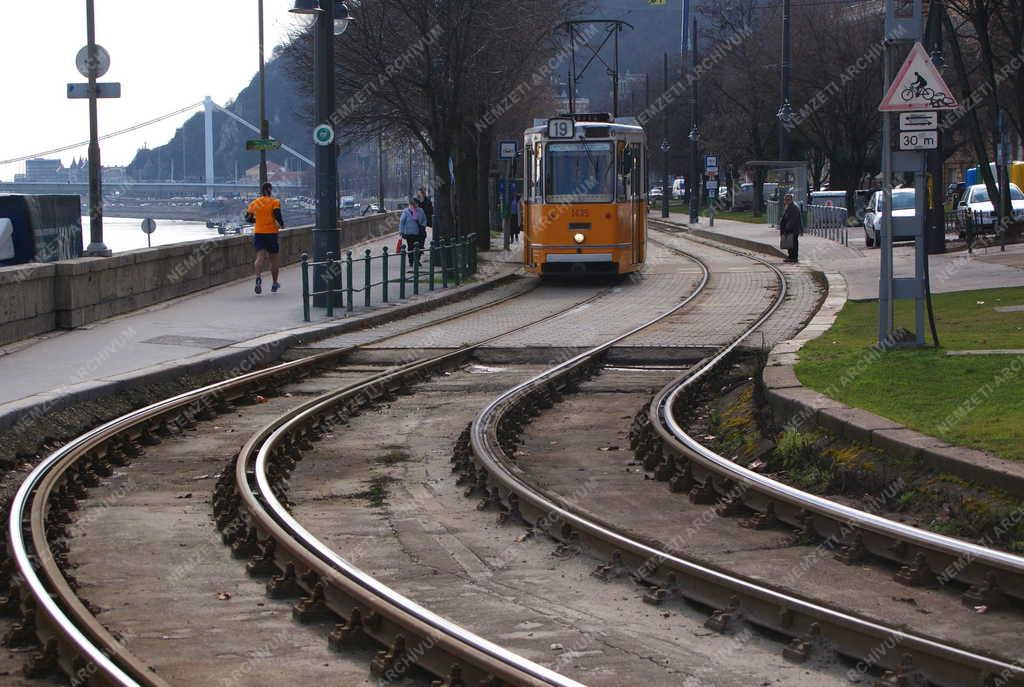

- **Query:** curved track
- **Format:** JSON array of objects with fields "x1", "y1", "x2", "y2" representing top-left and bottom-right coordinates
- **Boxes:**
[
  {"x1": 4, "y1": 247, "x2": 709, "y2": 686},
  {"x1": 463, "y1": 220, "x2": 1024, "y2": 687},
  {"x1": 2, "y1": 278, "x2": 596, "y2": 686}
]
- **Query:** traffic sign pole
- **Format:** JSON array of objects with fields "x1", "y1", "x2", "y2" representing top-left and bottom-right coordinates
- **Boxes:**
[{"x1": 83, "y1": 0, "x2": 110, "y2": 257}]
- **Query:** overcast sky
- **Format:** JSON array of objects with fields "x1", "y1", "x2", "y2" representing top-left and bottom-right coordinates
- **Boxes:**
[{"x1": 0, "y1": 1, "x2": 303, "y2": 181}]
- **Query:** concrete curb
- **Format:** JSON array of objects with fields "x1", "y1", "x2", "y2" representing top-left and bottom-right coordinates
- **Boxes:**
[
  {"x1": 652, "y1": 216, "x2": 787, "y2": 259},
  {"x1": 762, "y1": 270, "x2": 1024, "y2": 498},
  {"x1": 689, "y1": 227, "x2": 787, "y2": 259},
  {"x1": 0, "y1": 263, "x2": 521, "y2": 437}
]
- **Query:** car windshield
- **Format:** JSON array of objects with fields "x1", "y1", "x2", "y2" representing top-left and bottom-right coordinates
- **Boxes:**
[
  {"x1": 972, "y1": 186, "x2": 1024, "y2": 203},
  {"x1": 545, "y1": 142, "x2": 614, "y2": 203}
]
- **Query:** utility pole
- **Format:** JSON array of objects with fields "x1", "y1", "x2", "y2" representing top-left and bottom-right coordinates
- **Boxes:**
[
  {"x1": 377, "y1": 132, "x2": 385, "y2": 211},
  {"x1": 778, "y1": 0, "x2": 792, "y2": 160},
  {"x1": 688, "y1": 16, "x2": 700, "y2": 224},
  {"x1": 258, "y1": 0, "x2": 268, "y2": 188},
  {"x1": 661, "y1": 52, "x2": 670, "y2": 219},
  {"x1": 83, "y1": 0, "x2": 110, "y2": 256},
  {"x1": 924, "y1": 0, "x2": 946, "y2": 254}
]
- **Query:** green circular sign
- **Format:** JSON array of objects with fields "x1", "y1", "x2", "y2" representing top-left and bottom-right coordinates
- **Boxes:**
[{"x1": 313, "y1": 124, "x2": 334, "y2": 146}]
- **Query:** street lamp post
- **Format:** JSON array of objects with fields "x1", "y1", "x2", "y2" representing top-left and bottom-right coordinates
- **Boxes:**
[
  {"x1": 258, "y1": 0, "x2": 268, "y2": 188},
  {"x1": 778, "y1": 0, "x2": 792, "y2": 161},
  {"x1": 661, "y1": 53, "x2": 670, "y2": 219},
  {"x1": 688, "y1": 17, "x2": 700, "y2": 225},
  {"x1": 290, "y1": 0, "x2": 353, "y2": 306}
]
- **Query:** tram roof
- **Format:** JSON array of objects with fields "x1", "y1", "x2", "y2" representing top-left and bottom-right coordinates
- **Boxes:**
[{"x1": 527, "y1": 114, "x2": 643, "y2": 136}]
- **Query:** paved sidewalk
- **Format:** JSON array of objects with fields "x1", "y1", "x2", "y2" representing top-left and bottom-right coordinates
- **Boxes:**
[
  {"x1": 0, "y1": 231, "x2": 521, "y2": 417},
  {"x1": 666, "y1": 212, "x2": 1024, "y2": 299}
]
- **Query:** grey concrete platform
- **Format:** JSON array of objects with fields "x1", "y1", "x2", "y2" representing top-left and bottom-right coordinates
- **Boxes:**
[
  {"x1": 0, "y1": 231, "x2": 522, "y2": 434},
  {"x1": 663, "y1": 212, "x2": 1024, "y2": 299}
]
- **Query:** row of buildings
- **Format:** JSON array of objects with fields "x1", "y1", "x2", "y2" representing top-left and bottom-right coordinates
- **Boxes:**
[{"x1": 14, "y1": 158, "x2": 131, "y2": 185}]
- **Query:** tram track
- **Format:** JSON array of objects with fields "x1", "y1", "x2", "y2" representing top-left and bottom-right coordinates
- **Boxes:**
[
  {"x1": 0, "y1": 277, "x2": 617, "y2": 687},
  {"x1": 1, "y1": 244, "x2": 710, "y2": 686},
  {"x1": 459, "y1": 219, "x2": 1024, "y2": 687}
]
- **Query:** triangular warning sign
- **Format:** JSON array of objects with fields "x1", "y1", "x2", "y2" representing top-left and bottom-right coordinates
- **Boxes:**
[{"x1": 879, "y1": 42, "x2": 958, "y2": 111}]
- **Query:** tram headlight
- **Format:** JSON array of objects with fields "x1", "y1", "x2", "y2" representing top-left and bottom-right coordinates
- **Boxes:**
[{"x1": 573, "y1": 232, "x2": 585, "y2": 244}]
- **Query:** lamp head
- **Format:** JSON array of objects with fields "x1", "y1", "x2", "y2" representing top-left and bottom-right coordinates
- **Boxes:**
[{"x1": 334, "y1": 1, "x2": 355, "y2": 35}]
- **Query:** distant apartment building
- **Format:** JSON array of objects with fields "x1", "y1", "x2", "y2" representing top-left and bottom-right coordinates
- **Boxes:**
[
  {"x1": 21, "y1": 158, "x2": 66, "y2": 182},
  {"x1": 14, "y1": 158, "x2": 131, "y2": 185}
]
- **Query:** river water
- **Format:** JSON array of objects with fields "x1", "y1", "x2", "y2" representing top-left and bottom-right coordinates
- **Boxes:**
[{"x1": 81, "y1": 216, "x2": 235, "y2": 254}]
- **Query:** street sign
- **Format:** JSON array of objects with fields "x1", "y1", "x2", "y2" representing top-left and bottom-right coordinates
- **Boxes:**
[
  {"x1": 498, "y1": 140, "x2": 517, "y2": 160},
  {"x1": 141, "y1": 218, "x2": 157, "y2": 234},
  {"x1": 246, "y1": 138, "x2": 282, "y2": 151},
  {"x1": 703, "y1": 154, "x2": 718, "y2": 172},
  {"x1": 547, "y1": 118, "x2": 575, "y2": 139},
  {"x1": 76, "y1": 44, "x2": 110, "y2": 79},
  {"x1": 899, "y1": 112, "x2": 937, "y2": 130},
  {"x1": 67, "y1": 82, "x2": 121, "y2": 99},
  {"x1": 313, "y1": 124, "x2": 334, "y2": 146},
  {"x1": 898, "y1": 130, "x2": 938, "y2": 150},
  {"x1": 879, "y1": 42, "x2": 958, "y2": 111}
]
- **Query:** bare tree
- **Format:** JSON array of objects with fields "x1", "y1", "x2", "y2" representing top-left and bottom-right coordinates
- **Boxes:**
[{"x1": 284, "y1": 0, "x2": 584, "y2": 244}]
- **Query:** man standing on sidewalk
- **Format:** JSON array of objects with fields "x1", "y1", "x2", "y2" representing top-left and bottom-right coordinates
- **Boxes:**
[
  {"x1": 246, "y1": 182, "x2": 285, "y2": 294},
  {"x1": 779, "y1": 192, "x2": 802, "y2": 263}
]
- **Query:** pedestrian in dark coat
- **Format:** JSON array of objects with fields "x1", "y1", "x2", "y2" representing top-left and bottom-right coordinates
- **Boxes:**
[
  {"x1": 779, "y1": 193, "x2": 802, "y2": 263},
  {"x1": 417, "y1": 187, "x2": 434, "y2": 228}
]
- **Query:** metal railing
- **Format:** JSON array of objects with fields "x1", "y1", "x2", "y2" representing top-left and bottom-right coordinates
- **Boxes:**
[
  {"x1": 804, "y1": 204, "x2": 849, "y2": 245},
  {"x1": 766, "y1": 199, "x2": 780, "y2": 227},
  {"x1": 300, "y1": 234, "x2": 478, "y2": 321}
]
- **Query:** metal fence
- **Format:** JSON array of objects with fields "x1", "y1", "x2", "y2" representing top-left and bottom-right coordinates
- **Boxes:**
[
  {"x1": 805, "y1": 204, "x2": 849, "y2": 246},
  {"x1": 300, "y1": 234, "x2": 478, "y2": 321},
  {"x1": 766, "y1": 199, "x2": 780, "y2": 227}
]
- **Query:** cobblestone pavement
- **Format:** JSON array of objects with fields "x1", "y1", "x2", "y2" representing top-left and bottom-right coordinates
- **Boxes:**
[
  {"x1": 360, "y1": 240, "x2": 705, "y2": 350},
  {"x1": 299, "y1": 276, "x2": 540, "y2": 349},
  {"x1": 305, "y1": 232, "x2": 824, "y2": 357},
  {"x1": 624, "y1": 230, "x2": 821, "y2": 350}
]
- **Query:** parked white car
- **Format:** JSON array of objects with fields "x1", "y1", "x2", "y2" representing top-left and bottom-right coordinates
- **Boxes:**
[
  {"x1": 957, "y1": 183, "x2": 1024, "y2": 226},
  {"x1": 862, "y1": 188, "x2": 917, "y2": 248}
]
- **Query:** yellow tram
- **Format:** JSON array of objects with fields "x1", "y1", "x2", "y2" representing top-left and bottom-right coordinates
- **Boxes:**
[{"x1": 521, "y1": 113, "x2": 647, "y2": 276}]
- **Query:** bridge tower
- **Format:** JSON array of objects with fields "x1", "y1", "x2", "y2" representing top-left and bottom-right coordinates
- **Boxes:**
[{"x1": 204, "y1": 96, "x2": 215, "y2": 202}]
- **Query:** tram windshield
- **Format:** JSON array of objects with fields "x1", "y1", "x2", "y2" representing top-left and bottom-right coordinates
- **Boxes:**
[{"x1": 544, "y1": 142, "x2": 614, "y2": 203}]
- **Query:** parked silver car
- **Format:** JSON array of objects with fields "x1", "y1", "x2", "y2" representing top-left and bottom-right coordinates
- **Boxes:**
[{"x1": 862, "y1": 189, "x2": 917, "y2": 248}]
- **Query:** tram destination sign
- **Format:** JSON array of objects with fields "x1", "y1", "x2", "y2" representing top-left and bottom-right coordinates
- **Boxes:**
[{"x1": 547, "y1": 118, "x2": 575, "y2": 139}]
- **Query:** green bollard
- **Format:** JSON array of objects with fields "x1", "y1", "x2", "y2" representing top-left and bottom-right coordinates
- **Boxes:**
[
  {"x1": 300, "y1": 253, "x2": 310, "y2": 322},
  {"x1": 454, "y1": 240, "x2": 462, "y2": 286},
  {"x1": 413, "y1": 247, "x2": 420, "y2": 295},
  {"x1": 364, "y1": 249, "x2": 372, "y2": 307},
  {"x1": 346, "y1": 251, "x2": 354, "y2": 312},
  {"x1": 442, "y1": 240, "x2": 449, "y2": 289},
  {"x1": 399, "y1": 246, "x2": 407, "y2": 300},
  {"x1": 382, "y1": 246, "x2": 390, "y2": 303},
  {"x1": 428, "y1": 240, "x2": 436, "y2": 291},
  {"x1": 325, "y1": 252, "x2": 336, "y2": 318}
]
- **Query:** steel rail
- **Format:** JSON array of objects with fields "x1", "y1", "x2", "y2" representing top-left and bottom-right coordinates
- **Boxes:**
[
  {"x1": 1, "y1": 277, "x2": 569, "y2": 686},
  {"x1": 468, "y1": 224, "x2": 1024, "y2": 686},
  {"x1": 228, "y1": 255, "x2": 711, "y2": 685},
  {"x1": 643, "y1": 221, "x2": 1024, "y2": 596}
]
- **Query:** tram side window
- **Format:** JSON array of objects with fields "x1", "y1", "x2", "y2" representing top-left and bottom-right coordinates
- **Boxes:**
[
  {"x1": 618, "y1": 143, "x2": 640, "y2": 202},
  {"x1": 529, "y1": 142, "x2": 543, "y2": 203}
]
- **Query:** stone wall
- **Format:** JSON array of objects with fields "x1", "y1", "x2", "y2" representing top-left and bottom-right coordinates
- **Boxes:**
[{"x1": 0, "y1": 212, "x2": 398, "y2": 346}]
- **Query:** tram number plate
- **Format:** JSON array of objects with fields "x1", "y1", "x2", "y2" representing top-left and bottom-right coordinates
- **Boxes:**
[{"x1": 548, "y1": 118, "x2": 575, "y2": 139}]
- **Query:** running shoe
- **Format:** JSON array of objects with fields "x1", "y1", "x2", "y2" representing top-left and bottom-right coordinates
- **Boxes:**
[
  {"x1": 255, "y1": 276, "x2": 262, "y2": 294},
  {"x1": 271, "y1": 282, "x2": 281, "y2": 293}
]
